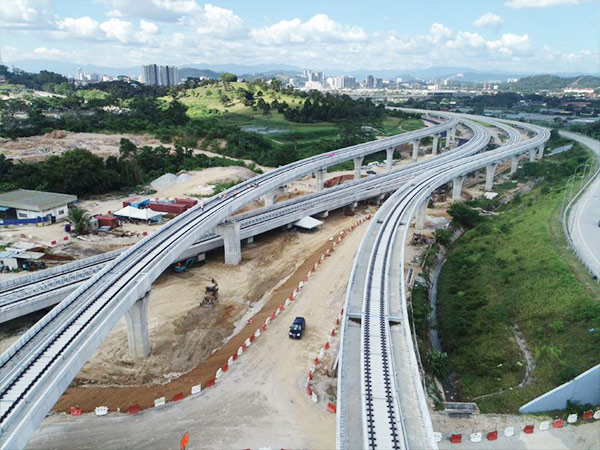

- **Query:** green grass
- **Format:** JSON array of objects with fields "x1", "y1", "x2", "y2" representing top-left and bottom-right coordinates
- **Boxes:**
[{"x1": 437, "y1": 150, "x2": 600, "y2": 413}]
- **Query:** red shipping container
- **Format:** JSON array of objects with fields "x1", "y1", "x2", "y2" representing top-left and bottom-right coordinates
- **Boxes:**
[
  {"x1": 175, "y1": 198, "x2": 198, "y2": 208},
  {"x1": 95, "y1": 215, "x2": 119, "y2": 229},
  {"x1": 149, "y1": 202, "x2": 187, "y2": 215}
]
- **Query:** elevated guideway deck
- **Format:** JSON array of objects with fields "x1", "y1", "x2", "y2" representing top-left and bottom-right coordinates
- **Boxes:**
[
  {"x1": 0, "y1": 118, "x2": 478, "y2": 325},
  {"x1": 337, "y1": 115, "x2": 549, "y2": 450},
  {"x1": 0, "y1": 113, "x2": 458, "y2": 449}
]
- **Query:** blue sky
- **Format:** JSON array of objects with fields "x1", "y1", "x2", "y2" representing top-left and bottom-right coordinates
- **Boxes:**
[{"x1": 1, "y1": 0, "x2": 598, "y2": 73}]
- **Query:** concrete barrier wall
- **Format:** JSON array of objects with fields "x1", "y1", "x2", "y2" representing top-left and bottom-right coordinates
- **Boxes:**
[{"x1": 519, "y1": 364, "x2": 600, "y2": 413}]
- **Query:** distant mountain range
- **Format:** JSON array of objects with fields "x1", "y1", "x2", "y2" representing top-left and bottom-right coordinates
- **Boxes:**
[{"x1": 5, "y1": 59, "x2": 598, "y2": 84}]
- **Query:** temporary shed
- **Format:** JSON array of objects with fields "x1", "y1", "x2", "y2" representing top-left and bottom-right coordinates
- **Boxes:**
[
  {"x1": 114, "y1": 206, "x2": 164, "y2": 222},
  {"x1": 293, "y1": 216, "x2": 323, "y2": 230}
]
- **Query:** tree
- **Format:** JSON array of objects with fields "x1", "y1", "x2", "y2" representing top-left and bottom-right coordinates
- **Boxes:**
[
  {"x1": 448, "y1": 202, "x2": 484, "y2": 229},
  {"x1": 220, "y1": 72, "x2": 237, "y2": 82},
  {"x1": 433, "y1": 228, "x2": 452, "y2": 247},
  {"x1": 67, "y1": 207, "x2": 89, "y2": 235}
]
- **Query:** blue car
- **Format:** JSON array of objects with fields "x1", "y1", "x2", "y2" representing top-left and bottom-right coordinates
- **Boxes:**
[{"x1": 289, "y1": 317, "x2": 306, "y2": 339}]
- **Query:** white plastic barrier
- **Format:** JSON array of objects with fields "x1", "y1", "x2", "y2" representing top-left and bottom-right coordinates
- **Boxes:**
[
  {"x1": 470, "y1": 432, "x2": 482, "y2": 443},
  {"x1": 318, "y1": 348, "x2": 325, "y2": 359},
  {"x1": 539, "y1": 421, "x2": 550, "y2": 431},
  {"x1": 191, "y1": 384, "x2": 201, "y2": 395},
  {"x1": 311, "y1": 392, "x2": 318, "y2": 403},
  {"x1": 594, "y1": 410, "x2": 600, "y2": 420},
  {"x1": 567, "y1": 413, "x2": 577, "y2": 424},
  {"x1": 265, "y1": 317, "x2": 271, "y2": 326},
  {"x1": 433, "y1": 432, "x2": 442, "y2": 443},
  {"x1": 285, "y1": 299, "x2": 291, "y2": 307},
  {"x1": 254, "y1": 328, "x2": 261, "y2": 338},
  {"x1": 237, "y1": 346, "x2": 244, "y2": 356},
  {"x1": 504, "y1": 426, "x2": 515, "y2": 437},
  {"x1": 299, "y1": 281, "x2": 304, "y2": 289},
  {"x1": 227, "y1": 356, "x2": 234, "y2": 366},
  {"x1": 216, "y1": 368, "x2": 223, "y2": 379},
  {"x1": 95, "y1": 406, "x2": 108, "y2": 416},
  {"x1": 244, "y1": 338, "x2": 251, "y2": 347},
  {"x1": 154, "y1": 397, "x2": 165, "y2": 407},
  {"x1": 275, "y1": 308, "x2": 281, "y2": 316}
]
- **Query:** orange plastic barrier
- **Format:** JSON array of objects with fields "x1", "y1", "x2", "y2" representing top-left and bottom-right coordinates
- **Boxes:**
[
  {"x1": 324, "y1": 342, "x2": 330, "y2": 350},
  {"x1": 70, "y1": 406, "x2": 82, "y2": 416},
  {"x1": 331, "y1": 329, "x2": 336, "y2": 337},
  {"x1": 270, "y1": 313, "x2": 276, "y2": 320},
  {"x1": 486, "y1": 431, "x2": 498, "y2": 441},
  {"x1": 172, "y1": 392, "x2": 184, "y2": 402},
  {"x1": 233, "y1": 352, "x2": 238, "y2": 361},
  {"x1": 583, "y1": 410, "x2": 593, "y2": 420},
  {"x1": 261, "y1": 324, "x2": 267, "y2": 332},
  {"x1": 552, "y1": 419, "x2": 564, "y2": 428},
  {"x1": 327, "y1": 402, "x2": 337, "y2": 413},
  {"x1": 450, "y1": 434, "x2": 462, "y2": 444},
  {"x1": 205, "y1": 378, "x2": 216, "y2": 388},
  {"x1": 222, "y1": 363, "x2": 228, "y2": 373},
  {"x1": 523, "y1": 424, "x2": 534, "y2": 434},
  {"x1": 180, "y1": 431, "x2": 189, "y2": 450},
  {"x1": 128, "y1": 404, "x2": 140, "y2": 414},
  {"x1": 249, "y1": 334, "x2": 255, "y2": 343},
  {"x1": 63, "y1": 236, "x2": 69, "y2": 241},
  {"x1": 306, "y1": 385, "x2": 313, "y2": 396}
]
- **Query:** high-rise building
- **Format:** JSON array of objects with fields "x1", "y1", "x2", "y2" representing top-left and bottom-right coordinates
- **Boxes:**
[
  {"x1": 159, "y1": 65, "x2": 179, "y2": 86},
  {"x1": 76, "y1": 67, "x2": 84, "y2": 81},
  {"x1": 375, "y1": 78, "x2": 383, "y2": 89},
  {"x1": 141, "y1": 64, "x2": 159, "y2": 85},
  {"x1": 365, "y1": 75, "x2": 374, "y2": 88},
  {"x1": 142, "y1": 64, "x2": 179, "y2": 86}
]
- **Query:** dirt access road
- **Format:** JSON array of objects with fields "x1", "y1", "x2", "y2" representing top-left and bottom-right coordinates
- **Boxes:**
[{"x1": 26, "y1": 212, "x2": 370, "y2": 450}]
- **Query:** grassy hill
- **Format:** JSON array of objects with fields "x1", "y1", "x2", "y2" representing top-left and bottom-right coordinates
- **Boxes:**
[{"x1": 501, "y1": 75, "x2": 600, "y2": 92}]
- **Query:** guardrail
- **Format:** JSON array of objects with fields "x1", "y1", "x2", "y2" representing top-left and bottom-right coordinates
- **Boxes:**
[{"x1": 559, "y1": 132, "x2": 600, "y2": 282}]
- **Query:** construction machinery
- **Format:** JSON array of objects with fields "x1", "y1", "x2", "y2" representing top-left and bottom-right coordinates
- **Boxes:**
[{"x1": 202, "y1": 278, "x2": 219, "y2": 307}]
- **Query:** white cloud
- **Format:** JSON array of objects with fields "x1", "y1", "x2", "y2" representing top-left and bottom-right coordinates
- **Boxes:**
[
  {"x1": 505, "y1": 0, "x2": 583, "y2": 8},
  {"x1": 429, "y1": 23, "x2": 453, "y2": 43},
  {"x1": 487, "y1": 33, "x2": 532, "y2": 55},
  {"x1": 473, "y1": 12, "x2": 503, "y2": 31},
  {"x1": 56, "y1": 16, "x2": 100, "y2": 38},
  {"x1": 252, "y1": 14, "x2": 367, "y2": 45},
  {"x1": 99, "y1": 18, "x2": 135, "y2": 42},
  {"x1": 138, "y1": 19, "x2": 159, "y2": 42},
  {"x1": 190, "y1": 4, "x2": 245, "y2": 38},
  {"x1": 0, "y1": 0, "x2": 52, "y2": 29},
  {"x1": 32, "y1": 46, "x2": 72, "y2": 59}
]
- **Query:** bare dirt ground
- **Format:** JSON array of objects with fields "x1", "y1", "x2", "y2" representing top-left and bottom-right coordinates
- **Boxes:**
[
  {"x1": 26, "y1": 209, "x2": 370, "y2": 450},
  {"x1": 34, "y1": 208, "x2": 372, "y2": 412},
  {"x1": 0, "y1": 131, "x2": 264, "y2": 169}
]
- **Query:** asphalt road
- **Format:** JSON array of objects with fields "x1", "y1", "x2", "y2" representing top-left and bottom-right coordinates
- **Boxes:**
[{"x1": 559, "y1": 131, "x2": 600, "y2": 280}]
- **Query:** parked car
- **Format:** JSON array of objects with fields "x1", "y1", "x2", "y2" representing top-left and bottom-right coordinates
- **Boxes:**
[
  {"x1": 289, "y1": 317, "x2": 306, "y2": 339},
  {"x1": 366, "y1": 170, "x2": 376, "y2": 175}
]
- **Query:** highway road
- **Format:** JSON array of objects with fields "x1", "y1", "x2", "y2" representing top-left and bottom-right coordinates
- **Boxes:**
[{"x1": 560, "y1": 131, "x2": 600, "y2": 280}]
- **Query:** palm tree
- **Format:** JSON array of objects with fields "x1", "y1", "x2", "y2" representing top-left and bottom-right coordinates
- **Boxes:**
[{"x1": 67, "y1": 207, "x2": 89, "y2": 235}]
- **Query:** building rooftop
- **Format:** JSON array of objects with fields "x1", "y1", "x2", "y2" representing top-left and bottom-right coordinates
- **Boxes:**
[{"x1": 0, "y1": 190, "x2": 77, "y2": 212}]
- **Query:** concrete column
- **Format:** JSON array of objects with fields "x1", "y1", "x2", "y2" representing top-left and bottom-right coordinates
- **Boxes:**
[
  {"x1": 411, "y1": 140, "x2": 420, "y2": 162},
  {"x1": 244, "y1": 236, "x2": 254, "y2": 244},
  {"x1": 215, "y1": 221, "x2": 241, "y2": 265},
  {"x1": 386, "y1": 148, "x2": 394, "y2": 172},
  {"x1": 449, "y1": 127, "x2": 456, "y2": 147},
  {"x1": 537, "y1": 145, "x2": 545, "y2": 160},
  {"x1": 485, "y1": 163, "x2": 497, "y2": 191},
  {"x1": 432, "y1": 135, "x2": 440, "y2": 156},
  {"x1": 315, "y1": 169, "x2": 326, "y2": 192},
  {"x1": 263, "y1": 191, "x2": 277, "y2": 207},
  {"x1": 415, "y1": 201, "x2": 427, "y2": 230},
  {"x1": 528, "y1": 148, "x2": 536, "y2": 162},
  {"x1": 314, "y1": 210, "x2": 329, "y2": 219},
  {"x1": 452, "y1": 176, "x2": 466, "y2": 200},
  {"x1": 371, "y1": 194, "x2": 385, "y2": 206},
  {"x1": 510, "y1": 155, "x2": 519, "y2": 174},
  {"x1": 125, "y1": 292, "x2": 150, "y2": 358},
  {"x1": 353, "y1": 157, "x2": 364, "y2": 181}
]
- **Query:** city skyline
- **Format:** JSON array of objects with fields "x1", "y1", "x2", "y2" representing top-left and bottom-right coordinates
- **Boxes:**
[{"x1": 0, "y1": 0, "x2": 598, "y2": 74}]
